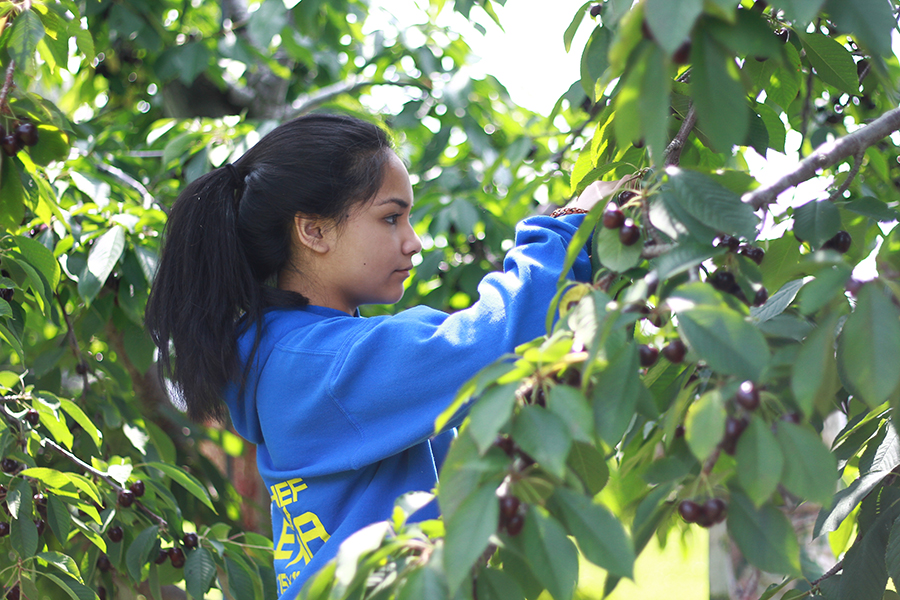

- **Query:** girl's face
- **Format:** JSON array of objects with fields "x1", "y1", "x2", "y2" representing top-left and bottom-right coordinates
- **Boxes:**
[{"x1": 302, "y1": 151, "x2": 422, "y2": 314}]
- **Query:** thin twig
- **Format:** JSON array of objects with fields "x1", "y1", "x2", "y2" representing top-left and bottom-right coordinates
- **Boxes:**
[
  {"x1": 665, "y1": 105, "x2": 697, "y2": 166},
  {"x1": 0, "y1": 60, "x2": 15, "y2": 115},
  {"x1": 55, "y1": 294, "x2": 89, "y2": 397},
  {"x1": 826, "y1": 150, "x2": 864, "y2": 202},
  {"x1": 810, "y1": 558, "x2": 843, "y2": 587},
  {"x1": 43, "y1": 438, "x2": 169, "y2": 529},
  {"x1": 743, "y1": 106, "x2": 900, "y2": 209}
]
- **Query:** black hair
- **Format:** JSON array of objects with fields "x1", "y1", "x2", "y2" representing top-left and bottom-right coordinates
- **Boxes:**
[{"x1": 145, "y1": 113, "x2": 393, "y2": 422}]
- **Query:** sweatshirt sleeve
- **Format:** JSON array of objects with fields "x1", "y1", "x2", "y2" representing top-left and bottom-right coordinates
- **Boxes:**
[{"x1": 328, "y1": 213, "x2": 591, "y2": 469}]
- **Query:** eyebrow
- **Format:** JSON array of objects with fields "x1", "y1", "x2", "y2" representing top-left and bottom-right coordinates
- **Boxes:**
[{"x1": 377, "y1": 198, "x2": 410, "y2": 209}]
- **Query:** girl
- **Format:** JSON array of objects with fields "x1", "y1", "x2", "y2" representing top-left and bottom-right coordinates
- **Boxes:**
[{"x1": 145, "y1": 113, "x2": 612, "y2": 598}]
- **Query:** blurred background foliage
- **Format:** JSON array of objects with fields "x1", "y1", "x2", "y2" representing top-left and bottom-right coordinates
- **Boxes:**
[{"x1": 3, "y1": 0, "x2": 900, "y2": 598}]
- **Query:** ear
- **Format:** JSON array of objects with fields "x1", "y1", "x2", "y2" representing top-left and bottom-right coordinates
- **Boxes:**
[{"x1": 293, "y1": 214, "x2": 331, "y2": 254}]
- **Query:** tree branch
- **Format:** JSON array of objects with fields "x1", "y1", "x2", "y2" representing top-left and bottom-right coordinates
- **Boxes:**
[
  {"x1": 0, "y1": 59, "x2": 15, "y2": 115},
  {"x1": 665, "y1": 105, "x2": 696, "y2": 166},
  {"x1": 743, "y1": 106, "x2": 900, "y2": 209},
  {"x1": 286, "y1": 76, "x2": 431, "y2": 120}
]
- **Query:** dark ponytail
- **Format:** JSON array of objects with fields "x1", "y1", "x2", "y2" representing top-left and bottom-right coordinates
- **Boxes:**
[{"x1": 145, "y1": 113, "x2": 392, "y2": 422}]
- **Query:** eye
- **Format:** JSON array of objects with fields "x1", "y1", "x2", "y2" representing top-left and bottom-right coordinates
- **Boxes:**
[{"x1": 385, "y1": 214, "x2": 400, "y2": 225}]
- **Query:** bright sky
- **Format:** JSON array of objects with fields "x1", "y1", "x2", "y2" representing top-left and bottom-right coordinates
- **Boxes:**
[{"x1": 368, "y1": 0, "x2": 590, "y2": 116}]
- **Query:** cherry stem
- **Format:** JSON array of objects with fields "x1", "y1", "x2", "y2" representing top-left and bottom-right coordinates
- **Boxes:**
[
  {"x1": 0, "y1": 59, "x2": 14, "y2": 116},
  {"x1": 43, "y1": 438, "x2": 168, "y2": 529}
]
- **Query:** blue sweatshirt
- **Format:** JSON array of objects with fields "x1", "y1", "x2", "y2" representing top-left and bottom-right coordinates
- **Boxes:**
[{"x1": 224, "y1": 214, "x2": 591, "y2": 598}]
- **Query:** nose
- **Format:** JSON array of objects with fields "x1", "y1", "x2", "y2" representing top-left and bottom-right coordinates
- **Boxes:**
[{"x1": 403, "y1": 222, "x2": 422, "y2": 256}]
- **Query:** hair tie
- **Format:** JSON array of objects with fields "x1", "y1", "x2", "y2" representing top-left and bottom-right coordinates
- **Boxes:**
[{"x1": 225, "y1": 163, "x2": 243, "y2": 188}]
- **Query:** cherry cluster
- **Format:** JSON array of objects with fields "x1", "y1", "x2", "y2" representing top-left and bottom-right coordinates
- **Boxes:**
[
  {"x1": 602, "y1": 190, "x2": 642, "y2": 247},
  {"x1": 678, "y1": 497, "x2": 727, "y2": 528},
  {"x1": 498, "y1": 493, "x2": 525, "y2": 537},
  {"x1": 709, "y1": 270, "x2": 768, "y2": 307},
  {"x1": 1, "y1": 121, "x2": 38, "y2": 157}
]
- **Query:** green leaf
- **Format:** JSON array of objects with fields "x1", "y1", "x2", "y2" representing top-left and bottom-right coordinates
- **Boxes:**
[
  {"x1": 837, "y1": 285, "x2": 900, "y2": 407},
  {"x1": 797, "y1": 264, "x2": 852, "y2": 315},
  {"x1": 645, "y1": 0, "x2": 702, "y2": 55},
  {"x1": 45, "y1": 495, "x2": 72, "y2": 545},
  {"x1": 7, "y1": 10, "x2": 45, "y2": 65},
  {"x1": 691, "y1": 33, "x2": 749, "y2": 152},
  {"x1": 512, "y1": 406, "x2": 572, "y2": 478},
  {"x1": 552, "y1": 488, "x2": 634, "y2": 579},
  {"x1": 397, "y1": 557, "x2": 449, "y2": 600},
  {"x1": 511, "y1": 507, "x2": 579, "y2": 600},
  {"x1": 666, "y1": 168, "x2": 759, "y2": 240},
  {"x1": 593, "y1": 225, "x2": 643, "y2": 273},
  {"x1": 676, "y1": 305, "x2": 769, "y2": 382},
  {"x1": 654, "y1": 241, "x2": 721, "y2": 281},
  {"x1": 799, "y1": 32, "x2": 859, "y2": 94},
  {"x1": 838, "y1": 503, "x2": 893, "y2": 600},
  {"x1": 475, "y1": 568, "x2": 525, "y2": 600},
  {"x1": 793, "y1": 199, "x2": 841, "y2": 249},
  {"x1": 443, "y1": 483, "x2": 498, "y2": 595},
  {"x1": 791, "y1": 315, "x2": 839, "y2": 417},
  {"x1": 886, "y1": 515, "x2": 900, "y2": 591},
  {"x1": 637, "y1": 44, "x2": 670, "y2": 166},
  {"x1": 14, "y1": 236, "x2": 60, "y2": 289},
  {"x1": 565, "y1": 2, "x2": 593, "y2": 52},
  {"x1": 41, "y1": 572, "x2": 99, "y2": 600},
  {"x1": 548, "y1": 385, "x2": 594, "y2": 443},
  {"x1": 775, "y1": 422, "x2": 838, "y2": 505},
  {"x1": 580, "y1": 26, "x2": 610, "y2": 101},
  {"x1": 752, "y1": 279, "x2": 805, "y2": 323},
  {"x1": 592, "y1": 345, "x2": 643, "y2": 446},
  {"x1": 824, "y1": 0, "x2": 894, "y2": 57},
  {"x1": 844, "y1": 196, "x2": 900, "y2": 222},
  {"x1": 11, "y1": 513, "x2": 39, "y2": 558},
  {"x1": 566, "y1": 441, "x2": 608, "y2": 495},
  {"x1": 145, "y1": 462, "x2": 216, "y2": 512},
  {"x1": 728, "y1": 492, "x2": 802, "y2": 576},
  {"x1": 685, "y1": 389, "x2": 726, "y2": 462},
  {"x1": 125, "y1": 525, "x2": 159, "y2": 581},
  {"x1": 736, "y1": 416, "x2": 784, "y2": 506},
  {"x1": 29, "y1": 125, "x2": 70, "y2": 166},
  {"x1": 59, "y1": 399, "x2": 102, "y2": 451},
  {"x1": 36, "y1": 551, "x2": 82, "y2": 581},
  {"x1": 78, "y1": 226, "x2": 125, "y2": 304},
  {"x1": 0, "y1": 155, "x2": 25, "y2": 230},
  {"x1": 185, "y1": 547, "x2": 217, "y2": 599},
  {"x1": 774, "y1": 0, "x2": 826, "y2": 25},
  {"x1": 468, "y1": 383, "x2": 518, "y2": 455},
  {"x1": 225, "y1": 555, "x2": 262, "y2": 600},
  {"x1": 8, "y1": 477, "x2": 33, "y2": 520}
]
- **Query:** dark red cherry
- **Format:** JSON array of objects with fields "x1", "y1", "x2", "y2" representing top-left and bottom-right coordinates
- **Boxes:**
[
  {"x1": 638, "y1": 345, "x2": 659, "y2": 367},
  {"x1": 662, "y1": 339, "x2": 687, "y2": 363},
  {"x1": 735, "y1": 381, "x2": 760, "y2": 411},
  {"x1": 678, "y1": 500, "x2": 702, "y2": 523},
  {"x1": 602, "y1": 203, "x2": 625, "y2": 229}
]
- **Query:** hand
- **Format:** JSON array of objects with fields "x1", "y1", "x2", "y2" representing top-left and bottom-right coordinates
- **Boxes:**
[{"x1": 566, "y1": 178, "x2": 627, "y2": 212}]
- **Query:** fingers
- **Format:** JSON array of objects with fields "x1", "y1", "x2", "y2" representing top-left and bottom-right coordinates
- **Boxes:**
[{"x1": 568, "y1": 178, "x2": 627, "y2": 211}]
